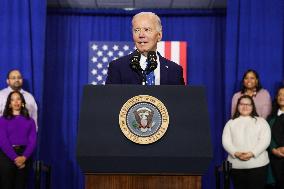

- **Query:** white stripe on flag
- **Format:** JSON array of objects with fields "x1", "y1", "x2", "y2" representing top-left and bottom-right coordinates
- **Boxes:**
[
  {"x1": 171, "y1": 41, "x2": 180, "y2": 65},
  {"x1": 157, "y1": 42, "x2": 165, "y2": 57}
]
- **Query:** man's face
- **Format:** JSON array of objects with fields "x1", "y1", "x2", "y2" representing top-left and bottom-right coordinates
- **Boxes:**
[
  {"x1": 132, "y1": 14, "x2": 162, "y2": 56},
  {"x1": 6, "y1": 70, "x2": 23, "y2": 91}
]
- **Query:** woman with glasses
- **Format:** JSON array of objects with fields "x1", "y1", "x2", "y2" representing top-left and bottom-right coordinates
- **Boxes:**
[
  {"x1": 231, "y1": 69, "x2": 272, "y2": 118},
  {"x1": 222, "y1": 95, "x2": 271, "y2": 189},
  {"x1": 0, "y1": 91, "x2": 36, "y2": 189},
  {"x1": 267, "y1": 86, "x2": 284, "y2": 189}
]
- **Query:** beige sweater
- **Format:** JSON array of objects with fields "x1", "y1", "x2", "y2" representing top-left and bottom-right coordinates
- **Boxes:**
[{"x1": 222, "y1": 116, "x2": 271, "y2": 169}]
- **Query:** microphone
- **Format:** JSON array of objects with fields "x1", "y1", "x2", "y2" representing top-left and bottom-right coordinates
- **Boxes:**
[
  {"x1": 146, "y1": 51, "x2": 157, "y2": 74},
  {"x1": 130, "y1": 50, "x2": 146, "y2": 85},
  {"x1": 129, "y1": 50, "x2": 142, "y2": 72}
]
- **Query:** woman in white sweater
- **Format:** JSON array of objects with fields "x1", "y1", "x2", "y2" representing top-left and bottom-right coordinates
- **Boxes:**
[{"x1": 222, "y1": 95, "x2": 271, "y2": 189}]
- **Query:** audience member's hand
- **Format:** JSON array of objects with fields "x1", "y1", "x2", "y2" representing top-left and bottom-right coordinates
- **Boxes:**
[
  {"x1": 278, "y1": 147, "x2": 284, "y2": 155},
  {"x1": 14, "y1": 156, "x2": 26, "y2": 167},
  {"x1": 272, "y1": 148, "x2": 284, "y2": 158},
  {"x1": 234, "y1": 152, "x2": 242, "y2": 158},
  {"x1": 239, "y1": 152, "x2": 254, "y2": 161},
  {"x1": 234, "y1": 151, "x2": 254, "y2": 161},
  {"x1": 18, "y1": 164, "x2": 26, "y2": 169}
]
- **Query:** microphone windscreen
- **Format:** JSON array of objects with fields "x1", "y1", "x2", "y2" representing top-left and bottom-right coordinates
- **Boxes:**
[
  {"x1": 130, "y1": 50, "x2": 141, "y2": 71},
  {"x1": 147, "y1": 51, "x2": 157, "y2": 73},
  {"x1": 147, "y1": 51, "x2": 157, "y2": 63}
]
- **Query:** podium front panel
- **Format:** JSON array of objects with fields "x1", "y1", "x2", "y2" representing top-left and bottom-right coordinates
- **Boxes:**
[{"x1": 77, "y1": 85, "x2": 212, "y2": 174}]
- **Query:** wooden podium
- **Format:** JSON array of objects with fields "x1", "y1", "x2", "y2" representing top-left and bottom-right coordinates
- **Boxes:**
[
  {"x1": 85, "y1": 174, "x2": 201, "y2": 189},
  {"x1": 77, "y1": 85, "x2": 212, "y2": 189}
]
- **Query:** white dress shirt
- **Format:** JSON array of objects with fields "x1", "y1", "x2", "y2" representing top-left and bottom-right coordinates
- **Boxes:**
[{"x1": 0, "y1": 87, "x2": 38, "y2": 130}]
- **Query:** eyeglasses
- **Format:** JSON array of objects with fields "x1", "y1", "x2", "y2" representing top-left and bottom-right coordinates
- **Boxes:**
[
  {"x1": 8, "y1": 77, "x2": 22, "y2": 80},
  {"x1": 133, "y1": 27, "x2": 153, "y2": 35},
  {"x1": 239, "y1": 103, "x2": 252, "y2": 107}
]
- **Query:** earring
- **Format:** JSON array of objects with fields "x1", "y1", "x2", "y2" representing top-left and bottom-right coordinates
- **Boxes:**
[{"x1": 22, "y1": 104, "x2": 25, "y2": 108}]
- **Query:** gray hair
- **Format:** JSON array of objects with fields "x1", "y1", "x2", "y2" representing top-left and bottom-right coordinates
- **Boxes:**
[{"x1": 132, "y1": 12, "x2": 162, "y2": 32}]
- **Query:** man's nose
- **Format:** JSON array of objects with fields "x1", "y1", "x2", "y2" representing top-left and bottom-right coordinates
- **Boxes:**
[{"x1": 139, "y1": 31, "x2": 146, "y2": 37}]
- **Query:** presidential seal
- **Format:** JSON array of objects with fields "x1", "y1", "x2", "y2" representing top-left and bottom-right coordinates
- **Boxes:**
[{"x1": 119, "y1": 95, "x2": 169, "y2": 144}]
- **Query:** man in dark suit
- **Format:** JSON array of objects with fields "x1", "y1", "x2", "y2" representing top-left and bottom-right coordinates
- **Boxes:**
[{"x1": 106, "y1": 12, "x2": 185, "y2": 85}]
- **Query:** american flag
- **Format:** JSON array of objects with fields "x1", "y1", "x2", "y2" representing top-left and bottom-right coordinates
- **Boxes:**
[{"x1": 89, "y1": 41, "x2": 187, "y2": 85}]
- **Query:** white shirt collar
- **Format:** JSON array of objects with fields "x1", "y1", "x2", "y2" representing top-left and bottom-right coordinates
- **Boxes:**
[
  {"x1": 7, "y1": 86, "x2": 24, "y2": 94},
  {"x1": 140, "y1": 54, "x2": 148, "y2": 70},
  {"x1": 277, "y1": 109, "x2": 284, "y2": 116}
]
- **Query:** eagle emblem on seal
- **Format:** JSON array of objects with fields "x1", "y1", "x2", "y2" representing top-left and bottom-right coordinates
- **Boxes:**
[{"x1": 133, "y1": 107, "x2": 155, "y2": 133}]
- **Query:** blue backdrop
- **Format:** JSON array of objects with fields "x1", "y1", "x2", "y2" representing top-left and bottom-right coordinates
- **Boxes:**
[
  {"x1": 225, "y1": 0, "x2": 284, "y2": 117},
  {"x1": 0, "y1": 0, "x2": 46, "y2": 162},
  {"x1": 0, "y1": 0, "x2": 284, "y2": 189}
]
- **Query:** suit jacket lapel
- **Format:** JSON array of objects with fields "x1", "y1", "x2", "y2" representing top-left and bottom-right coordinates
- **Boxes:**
[{"x1": 159, "y1": 54, "x2": 168, "y2": 85}]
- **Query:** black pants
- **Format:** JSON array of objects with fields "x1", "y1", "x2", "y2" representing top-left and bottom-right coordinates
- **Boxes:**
[
  {"x1": 271, "y1": 156, "x2": 284, "y2": 189},
  {"x1": 231, "y1": 165, "x2": 268, "y2": 189},
  {"x1": 0, "y1": 147, "x2": 31, "y2": 189}
]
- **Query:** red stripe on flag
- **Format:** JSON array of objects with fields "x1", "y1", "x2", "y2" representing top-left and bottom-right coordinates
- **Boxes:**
[
  {"x1": 164, "y1": 41, "x2": 171, "y2": 60},
  {"x1": 180, "y1": 42, "x2": 187, "y2": 84}
]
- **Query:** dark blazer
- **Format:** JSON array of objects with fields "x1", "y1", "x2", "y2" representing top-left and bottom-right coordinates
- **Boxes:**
[{"x1": 105, "y1": 52, "x2": 185, "y2": 85}]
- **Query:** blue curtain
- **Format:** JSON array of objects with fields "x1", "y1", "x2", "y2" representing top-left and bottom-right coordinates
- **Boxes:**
[
  {"x1": 0, "y1": 0, "x2": 46, "y2": 157},
  {"x1": 225, "y1": 0, "x2": 284, "y2": 117},
  {"x1": 0, "y1": 0, "x2": 46, "y2": 98},
  {"x1": 42, "y1": 9, "x2": 226, "y2": 189}
]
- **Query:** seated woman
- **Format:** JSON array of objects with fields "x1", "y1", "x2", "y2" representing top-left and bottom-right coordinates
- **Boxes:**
[
  {"x1": 0, "y1": 91, "x2": 37, "y2": 189},
  {"x1": 223, "y1": 95, "x2": 271, "y2": 189},
  {"x1": 267, "y1": 86, "x2": 284, "y2": 189},
  {"x1": 231, "y1": 69, "x2": 272, "y2": 118}
]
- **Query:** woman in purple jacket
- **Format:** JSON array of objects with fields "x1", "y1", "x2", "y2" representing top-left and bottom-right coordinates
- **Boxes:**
[{"x1": 0, "y1": 91, "x2": 36, "y2": 189}]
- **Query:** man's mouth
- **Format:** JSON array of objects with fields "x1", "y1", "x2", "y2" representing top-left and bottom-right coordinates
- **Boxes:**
[{"x1": 138, "y1": 42, "x2": 147, "y2": 45}]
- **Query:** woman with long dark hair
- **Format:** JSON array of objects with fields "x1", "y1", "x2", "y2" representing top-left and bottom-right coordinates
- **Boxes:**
[
  {"x1": 223, "y1": 95, "x2": 271, "y2": 189},
  {"x1": 267, "y1": 86, "x2": 284, "y2": 189},
  {"x1": 231, "y1": 69, "x2": 272, "y2": 118},
  {"x1": 0, "y1": 91, "x2": 36, "y2": 189}
]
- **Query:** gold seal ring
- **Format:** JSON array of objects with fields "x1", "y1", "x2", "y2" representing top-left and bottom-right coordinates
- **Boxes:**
[{"x1": 119, "y1": 95, "x2": 169, "y2": 144}]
